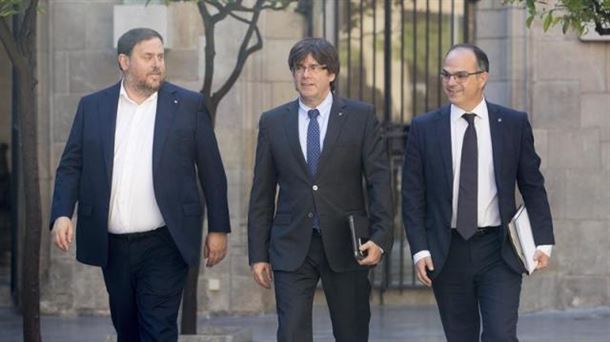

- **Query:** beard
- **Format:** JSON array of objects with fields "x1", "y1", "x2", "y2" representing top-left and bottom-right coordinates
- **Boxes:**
[
  {"x1": 125, "y1": 69, "x2": 165, "y2": 97},
  {"x1": 138, "y1": 72, "x2": 165, "y2": 93}
]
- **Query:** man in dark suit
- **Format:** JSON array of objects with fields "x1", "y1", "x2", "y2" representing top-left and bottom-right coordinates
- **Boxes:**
[
  {"x1": 50, "y1": 28, "x2": 231, "y2": 341},
  {"x1": 247, "y1": 38, "x2": 393, "y2": 342},
  {"x1": 402, "y1": 44, "x2": 555, "y2": 341}
]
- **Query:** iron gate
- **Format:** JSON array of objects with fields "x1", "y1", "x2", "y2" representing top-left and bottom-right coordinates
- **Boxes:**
[{"x1": 301, "y1": 0, "x2": 475, "y2": 297}]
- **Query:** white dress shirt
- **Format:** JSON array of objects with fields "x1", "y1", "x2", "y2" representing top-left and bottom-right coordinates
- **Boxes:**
[
  {"x1": 107, "y1": 82, "x2": 165, "y2": 234},
  {"x1": 449, "y1": 99, "x2": 500, "y2": 229},
  {"x1": 298, "y1": 91, "x2": 333, "y2": 160},
  {"x1": 413, "y1": 98, "x2": 552, "y2": 264}
]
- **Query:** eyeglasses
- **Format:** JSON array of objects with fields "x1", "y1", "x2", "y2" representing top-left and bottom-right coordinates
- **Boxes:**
[
  {"x1": 440, "y1": 70, "x2": 485, "y2": 83},
  {"x1": 294, "y1": 64, "x2": 328, "y2": 74}
]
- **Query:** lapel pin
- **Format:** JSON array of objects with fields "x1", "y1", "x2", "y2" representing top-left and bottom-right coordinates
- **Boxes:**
[
  {"x1": 338, "y1": 112, "x2": 343, "y2": 116},
  {"x1": 498, "y1": 118, "x2": 502, "y2": 122},
  {"x1": 173, "y1": 99, "x2": 178, "y2": 104}
]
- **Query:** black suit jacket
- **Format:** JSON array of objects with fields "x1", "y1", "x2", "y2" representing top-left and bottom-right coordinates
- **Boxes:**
[
  {"x1": 402, "y1": 102, "x2": 555, "y2": 277},
  {"x1": 50, "y1": 81, "x2": 231, "y2": 267},
  {"x1": 248, "y1": 96, "x2": 394, "y2": 272}
]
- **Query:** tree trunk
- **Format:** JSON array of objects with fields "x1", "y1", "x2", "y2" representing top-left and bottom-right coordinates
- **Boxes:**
[
  {"x1": 0, "y1": 2, "x2": 42, "y2": 340},
  {"x1": 18, "y1": 67, "x2": 42, "y2": 342}
]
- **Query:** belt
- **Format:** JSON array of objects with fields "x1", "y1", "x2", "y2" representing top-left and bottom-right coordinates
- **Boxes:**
[
  {"x1": 474, "y1": 225, "x2": 501, "y2": 236},
  {"x1": 109, "y1": 226, "x2": 167, "y2": 240}
]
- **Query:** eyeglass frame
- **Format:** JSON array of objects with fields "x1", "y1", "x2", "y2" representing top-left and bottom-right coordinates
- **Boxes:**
[
  {"x1": 439, "y1": 70, "x2": 486, "y2": 83},
  {"x1": 293, "y1": 63, "x2": 328, "y2": 74}
]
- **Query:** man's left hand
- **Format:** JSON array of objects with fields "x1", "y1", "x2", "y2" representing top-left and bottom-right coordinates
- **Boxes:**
[
  {"x1": 533, "y1": 249, "x2": 550, "y2": 270},
  {"x1": 204, "y1": 232, "x2": 228, "y2": 267},
  {"x1": 357, "y1": 240, "x2": 383, "y2": 266}
]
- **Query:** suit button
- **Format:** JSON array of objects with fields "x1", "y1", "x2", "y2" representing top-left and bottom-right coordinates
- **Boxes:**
[
  {"x1": 312, "y1": 185, "x2": 318, "y2": 191},
  {"x1": 308, "y1": 212, "x2": 314, "y2": 218}
]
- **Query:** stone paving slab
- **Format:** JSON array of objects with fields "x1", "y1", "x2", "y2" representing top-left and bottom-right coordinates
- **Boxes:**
[{"x1": 1, "y1": 305, "x2": 609, "y2": 341}]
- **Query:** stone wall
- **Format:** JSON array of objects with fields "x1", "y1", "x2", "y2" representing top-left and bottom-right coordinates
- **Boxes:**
[{"x1": 477, "y1": 0, "x2": 610, "y2": 312}]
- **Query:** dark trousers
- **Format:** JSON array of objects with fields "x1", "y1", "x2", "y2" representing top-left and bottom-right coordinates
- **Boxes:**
[
  {"x1": 273, "y1": 232, "x2": 371, "y2": 342},
  {"x1": 102, "y1": 227, "x2": 188, "y2": 342},
  {"x1": 432, "y1": 229, "x2": 523, "y2": 342}
]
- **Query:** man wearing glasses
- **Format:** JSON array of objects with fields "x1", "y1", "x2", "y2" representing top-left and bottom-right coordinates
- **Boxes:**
[
  {"x1": 402, "y1": 44, "x2": 555, "y2": 341},
  {"x1": 248, "y1": 37, "x2": 393, "y2": 342}
]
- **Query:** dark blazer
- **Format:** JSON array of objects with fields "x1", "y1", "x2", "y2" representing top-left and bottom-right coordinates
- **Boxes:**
[
  {"x1": 50, "y1": 81, "x2": 231, "y2": 267},
  {"x1": 402, "y1": 102, "x2": 554, "y2": 277},
  {"x1": 248, "y1": 96, "x2": 393, "y2": 272}
]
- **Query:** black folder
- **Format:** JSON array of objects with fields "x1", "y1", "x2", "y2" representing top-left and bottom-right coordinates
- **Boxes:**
[{"x1": 347, "y1": 214, "x2": 370, "y2": 260}]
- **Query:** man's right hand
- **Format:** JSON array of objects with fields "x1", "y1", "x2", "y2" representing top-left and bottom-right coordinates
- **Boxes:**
[
  {"x1": 415, "y1": 256, "x2": 434, "y2": 287},
  {"x1": 251, "y1": 262, "x2": 273, "y2": 289},
  {"x1": 52, "y1": 216, "x2": 73, "y2": 252}
]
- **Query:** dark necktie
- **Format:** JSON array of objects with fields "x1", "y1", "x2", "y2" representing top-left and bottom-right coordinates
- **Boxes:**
[
  {"x1": 307, "y1": 109, "x2": 321, "y2": 231},
  {"x1": 307, "y1": 109, "x2": 321, "y2": 177},
  {"x1": 456, "y1": 113, "x2": 478, "y2": 240}
]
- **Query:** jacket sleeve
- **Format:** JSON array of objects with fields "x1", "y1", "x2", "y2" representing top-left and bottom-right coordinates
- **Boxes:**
[
  {"x1": 402, "y1": 118, "x2": 429, "y2": 255},
  {"x1": 195, "y1": 98, "x2": 231, "y2": 233},
  {"x1": 49, "y1": 99, "x2": 85, "y2": 229},
  {"x1": 247, "y1": 113, "x2": 278, "y2": 264},
  {"x1": 361, "y1": 109, "x2": 394, "y2": 253},
  {"x1": 516, "y1": 113, "x2": 554, "y2": 245}
]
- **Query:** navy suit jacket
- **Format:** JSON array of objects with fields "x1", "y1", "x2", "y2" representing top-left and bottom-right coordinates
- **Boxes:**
[
  {"x1": 248, "y1": 96, "x2": 394, "y2": 272},
  {"x1": 50, "y1": 81, "x2": 231, "y2": 267},
  {"x1": 402, "y1": 102, "x2": 554, "y2": 277}
]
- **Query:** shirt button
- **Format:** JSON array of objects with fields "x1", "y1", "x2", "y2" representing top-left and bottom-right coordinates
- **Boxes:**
[
  {"x1": 308, "y1": 212, "x2": 314, "y2": 218},
  {"x1": 312, "y1": 185, "x2": 318, "y2": 191}
]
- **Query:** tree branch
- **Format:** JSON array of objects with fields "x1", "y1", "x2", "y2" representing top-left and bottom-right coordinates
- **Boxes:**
[
  {"x1": 19, "y1": 0, "x2": 38, "y2": 64},
  {"x1": 199, "y1": 1, "x2": 216, "y2": 96},
  {"x1": 0, "y1": 16, "x2": 25, "y2": 71},
  {"x1": 211, "y1": 0, "x2": 264, "y2": 105},
  {"x1": 226, "y1": 10, "x2": 252, "y2": 25},
  {"x1": 203, "y1": 0, "x2": 230, "y2": 23}
]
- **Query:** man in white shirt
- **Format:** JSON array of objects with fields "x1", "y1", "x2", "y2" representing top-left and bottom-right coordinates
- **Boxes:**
[
  {"x1": 402, "y1": 44, "x2": 555, "y2": 341},
  {"x1": 50, "y1": 28, "x2": 231, "y2": 341}
]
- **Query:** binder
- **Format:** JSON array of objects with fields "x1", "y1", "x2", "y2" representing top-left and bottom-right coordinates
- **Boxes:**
[
  {"x1": 508, "y1": 205, "x2": 538, "y2": 275},
  {"x1": 347, "y1": 214, "x2": 370, "y2": 260}
]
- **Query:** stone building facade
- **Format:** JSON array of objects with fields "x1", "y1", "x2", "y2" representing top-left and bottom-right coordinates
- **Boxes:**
[{"x1": 0, "y1": 0, "x2": 607, "y2": 316}]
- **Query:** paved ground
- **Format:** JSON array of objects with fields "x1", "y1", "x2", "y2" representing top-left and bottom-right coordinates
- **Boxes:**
[{"x1": 1, "y1": 305, "x2": 609, "y2": 341}]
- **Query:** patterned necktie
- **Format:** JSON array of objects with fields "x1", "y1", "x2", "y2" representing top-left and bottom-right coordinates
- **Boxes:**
[
  {"x1": 307, "y1": 109, "x2": 321, "y2": 231},
  {"x1": 307, "y1": 109, "x2": 321, "y2": 177},
  {"x1": 456, "y1": 113, "x2": 478, "y2": 240}
]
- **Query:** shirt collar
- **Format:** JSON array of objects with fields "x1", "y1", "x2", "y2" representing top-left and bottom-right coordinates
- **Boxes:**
[
  {"x1": 120, "y1": 80, "x2": 158, "y2": 105},
  {"x1": 298, "y1": 91, "x2": 333, "y2": 119},
  {"x1": 450, "y1": 97, "x2": 488, "y2": 123}
]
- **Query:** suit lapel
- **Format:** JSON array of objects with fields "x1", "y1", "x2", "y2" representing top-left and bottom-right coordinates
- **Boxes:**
[
  {"x1": 283, "y1": 100, "x2": 310, "y2": 175},
  {"x1": 487, "y1": 102, "x2": 504, "y2": 195},
  {"x1": 316, "y1": 95, "x2": 348, "y2": 179},
  {"x1": 153, "y1": 83, "x2": 179, "y2": 174},
  {"x1": 436, "y1": 106, "x2": 453, "y2": 195},
  {"x1": 100, "y1": 82, "x2": 120, "y2": 187}
]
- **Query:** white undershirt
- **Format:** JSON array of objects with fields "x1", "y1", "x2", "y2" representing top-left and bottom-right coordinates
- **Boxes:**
[
  {"x1": 107, "y1": 82, "x2": 165, "y2": 234},
  {"x1": 449, "y1": 99, "x2": 500, "y2": 228}
]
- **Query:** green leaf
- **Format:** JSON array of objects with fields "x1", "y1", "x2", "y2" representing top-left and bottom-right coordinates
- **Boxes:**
[
  {"x1": 543, "y1": 12, "x2": 553, "y2": 31},
  {"x1": 526, "y1": 15, "x2": 535, "y2": 28}
]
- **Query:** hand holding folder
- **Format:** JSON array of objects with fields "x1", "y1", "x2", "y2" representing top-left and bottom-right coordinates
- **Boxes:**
[
  {"x1": 347, "y1": 214, "x2": 370, "y2": 260},
  {"x1": 508, "y1": 205, "x2": 538, "y2": 275}
]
